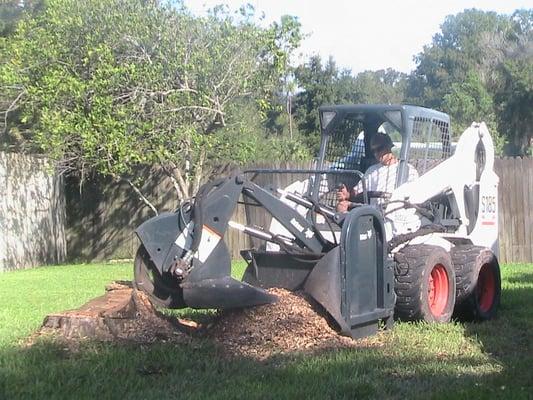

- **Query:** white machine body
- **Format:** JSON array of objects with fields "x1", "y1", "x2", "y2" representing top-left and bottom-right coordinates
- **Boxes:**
[{"x1": 388, "y1": 122, "x2": 499, "y2": 255}]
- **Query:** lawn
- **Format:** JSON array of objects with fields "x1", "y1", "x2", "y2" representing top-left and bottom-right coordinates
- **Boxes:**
[{"x1": 0, "y1": 262, "x2": 531, "y2": 399}]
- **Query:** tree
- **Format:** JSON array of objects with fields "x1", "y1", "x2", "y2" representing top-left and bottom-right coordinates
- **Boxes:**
[
  {"x1": 442, "y1": 71, "x2": 496, "y2": 134},
  {"x1": 351, "y1": 69, "x2": 407, "y2": 105},
  {"x1": 494, "y1": 57, "x2": 533, "y2": 155},
  {"x1": 262, "y1": 14, "x2": 304, "y2": 139},
  {"x1": 0, "y1": 0, "x2": 307, "y2": 213},
  {"x1": 406, "y1": 9, "x2": 510, "y2": 108},
  {"x1": 492, "y1": 10, "x2": 533, "y2": 155},
  {"x1": 293, "y1": 55, "x2": 348, "y2": 151},
  {"x1": 407, "y1": 8, "x2": 532, "y2": 154}
]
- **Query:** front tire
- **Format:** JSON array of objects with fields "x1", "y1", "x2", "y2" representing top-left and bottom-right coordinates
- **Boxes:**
[
  {"x1": 134, "y1": 245, "x2": 185, "y2": 308},
  {"x1": 394, "y1": 245, "x2": 456, "y2": 322},
  {"x1": 451, "y1": 245, "x2": 501, "y2": 321}
]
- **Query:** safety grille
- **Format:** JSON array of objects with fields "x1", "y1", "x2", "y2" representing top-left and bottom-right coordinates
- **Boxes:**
[
  {"x1": 319, "y1": 118, "x2": 366, "y2": 207},
  {"x1": 408, "y1": 117, "x2": 452, "y2": 175},
  {"x1": 323, "y1": 119, "x2": 366, "y2": 171}
]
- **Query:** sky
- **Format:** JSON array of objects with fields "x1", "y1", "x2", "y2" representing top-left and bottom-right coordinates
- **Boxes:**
[{"x1": 183, "y1": 0, "x2": 532, "y2": 74}]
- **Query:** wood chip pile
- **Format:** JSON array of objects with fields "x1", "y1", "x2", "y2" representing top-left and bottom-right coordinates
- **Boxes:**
[{"x1": 209, "y1": 288, "x2": 362, "y2": 359}]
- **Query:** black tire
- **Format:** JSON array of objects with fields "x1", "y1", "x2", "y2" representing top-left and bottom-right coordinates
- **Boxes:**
[
  {"x1": 133, "y1": 245, "x2": 186, "y2": 308},
  {"x1": 451, "y1": 245, "x2": 501, "y2": 321},
  {"x1": 394, "y1": 244, "x2": 456, "y2": 323}
]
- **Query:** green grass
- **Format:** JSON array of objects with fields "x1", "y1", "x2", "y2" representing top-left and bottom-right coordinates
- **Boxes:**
[{"x1": 0, "y1": 262, "x2": 532, "y2": 399}]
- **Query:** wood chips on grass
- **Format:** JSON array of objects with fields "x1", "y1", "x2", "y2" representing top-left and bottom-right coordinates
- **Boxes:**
[
  {"x1": 208, "y1": 288, "x2": 382, "y2": 359},
  {"x1": 36, "y1": 283, "x2": 383, "y2": 359}
]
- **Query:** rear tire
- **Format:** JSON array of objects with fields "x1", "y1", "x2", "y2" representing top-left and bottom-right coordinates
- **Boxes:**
[
  {"x1": 451, "y1": 245, "x2": 501, "y2": 321},
  {"x1": 394, "y1": 245, "x2": 456, "y2": 322}
]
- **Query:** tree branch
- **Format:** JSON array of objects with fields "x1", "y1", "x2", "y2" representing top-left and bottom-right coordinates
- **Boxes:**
[
  {"x1": 174, "y1": 167, "x2": 190, "y2": 199},
  {"x1": 124, "y1": 178, "x2": 158, "y2": 215},
  {"x1": 3, "y1": 90, "x2": 25, "y2": 135},
  {"x1": 193, "y1": 150, "x2": 206, "y2": 194},
  {"x1": 160, "y1": 164, "x2": 185, "y2": 200},
  {"x1": 163, "y1": 105, "x2": 225, "y2": 115}
]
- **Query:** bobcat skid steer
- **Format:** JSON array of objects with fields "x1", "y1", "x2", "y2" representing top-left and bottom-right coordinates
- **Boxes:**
[{"x1": 134, "y1": 104, "x2": 501, "y2": 339}]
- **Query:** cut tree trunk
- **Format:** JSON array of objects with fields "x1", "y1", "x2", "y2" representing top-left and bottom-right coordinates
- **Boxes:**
[{"x1": 41, "y1": 282, "x2": 194, "y2": 343}]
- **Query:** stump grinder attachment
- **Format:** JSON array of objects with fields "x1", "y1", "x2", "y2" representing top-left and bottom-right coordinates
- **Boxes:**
[{"x1": 135, "y1": 171, "x2": 396, "y2": 338}]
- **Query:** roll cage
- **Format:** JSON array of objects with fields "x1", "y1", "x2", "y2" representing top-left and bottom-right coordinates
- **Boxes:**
[{"x1": 317, "y1": 104, "x2": 453, "y2": 189}]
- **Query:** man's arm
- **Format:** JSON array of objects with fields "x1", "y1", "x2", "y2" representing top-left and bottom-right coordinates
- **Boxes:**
[{"x1": 336, "y1": 165, "x2": 379, "y2": 211}]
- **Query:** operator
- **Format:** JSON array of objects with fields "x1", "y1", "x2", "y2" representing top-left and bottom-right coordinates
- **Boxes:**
[{"x1": 336, "y1": 132, "x2": 418, "y2": 212}]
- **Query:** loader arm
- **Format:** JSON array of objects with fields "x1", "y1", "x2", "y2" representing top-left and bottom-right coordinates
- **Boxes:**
[
  {"x1": 240, "y1": 179, "x2": 326, "y2": 254},
  {"x1": 135, "y1": 172, "x2": 338, "y2": 310}
]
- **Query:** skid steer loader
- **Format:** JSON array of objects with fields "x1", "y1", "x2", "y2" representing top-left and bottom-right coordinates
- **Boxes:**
[{"x1": 134, "y1": 104, "x2": 501, "y2": 338}]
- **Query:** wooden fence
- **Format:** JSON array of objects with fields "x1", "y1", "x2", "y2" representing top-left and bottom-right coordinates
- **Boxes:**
[
  {"x1": 1, "y1": 153, "x2": 528, "y2": 272},
  {"x1": 495, "y1": 158, "x2": 533, "y2": 263},
  {"x1": 64, "y1": 158, "x2": 532, "y2": 264},
  {"x1": 65, "y1": 168, "x2": 178, "y2": 262},
  {"x1": 0, "y1": 152, "x2": 66, "y2": 272},
  {"x1": 65, "y1": 162, "x2": 313, "y2": 261}
]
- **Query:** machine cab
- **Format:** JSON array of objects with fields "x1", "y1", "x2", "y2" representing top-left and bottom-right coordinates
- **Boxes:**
[{"x1": 316, "y1": 104, "x2": 453, "y2": 198}]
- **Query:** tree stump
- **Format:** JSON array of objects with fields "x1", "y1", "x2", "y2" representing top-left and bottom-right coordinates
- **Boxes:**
[{"x1": 41, "y1": 281, "x2": 190, "y2": 343}]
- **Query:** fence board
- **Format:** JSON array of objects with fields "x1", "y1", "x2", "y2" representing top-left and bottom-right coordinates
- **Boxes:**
[
  {"x1": 496, "y1": 158, "x2": 508, "y2": 262},
  {"x1": 510, "y1": 158, "x2": 520, "y2": 261},
  {"x1": 494, "y1": 157, "x2": 533, "y2": 263},
  {"x1": 500, "y1": 158, "x2": 512, "y2": 263},
  {"x1": 526, "y1": 158, "x2": 533, "y2": 262},
  {"x1": 515, "y1": 158, "x2": 526, "y2": 261}
]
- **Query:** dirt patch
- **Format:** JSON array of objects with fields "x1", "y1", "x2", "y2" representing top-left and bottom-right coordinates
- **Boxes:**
[{"x1": 36, "y1": 283, "x2": 383, "y2": 358}]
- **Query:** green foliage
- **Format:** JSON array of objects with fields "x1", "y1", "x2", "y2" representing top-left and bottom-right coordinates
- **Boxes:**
[
  {"x1": 351, "y1": 69, "x2": 407, "y2": 105},
  {"x1": 2, "y1": 1, "x2": 531, "y2": 184},
  {"x1": 407, "y1": 8, "x2": 532, "y2": 155},
  {"x1": 494, "y1": 57, "x2": 533, "y2": 155},
  {"x1": 0, "y1": 0, "x2": 304, "y2": 202},
  {"x1": 293, "y1": 56, "x2": 345, "y2": 150},
  {"x1": 442, "y1": 71, "x2": 497, "y2": 139},
  {"x1": 407, "y1": 9, "x2": 509, "y2": 106}
]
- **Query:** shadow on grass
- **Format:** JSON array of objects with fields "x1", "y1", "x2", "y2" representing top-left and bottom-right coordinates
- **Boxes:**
[
  {"x1": 506, "y1": 272, "x2": 533, "y2": 285},
  {"x1": 460, "y1": 272, "x2": 533, "y2": 400},
  {"x1": 0, "y1": 336, "x2": 509, "y2": 400}
]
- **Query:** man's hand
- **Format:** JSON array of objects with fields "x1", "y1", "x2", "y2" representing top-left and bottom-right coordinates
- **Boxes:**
[
  {"x1": 336, "y1": 184, "x2": 350, "y2": 201},
  {"x1": 336, "y1": 184, "x2": 351, "y2": 212},
  {"x1": 336, "y1": 200, "x2": 351, "y2": 212}
]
